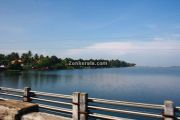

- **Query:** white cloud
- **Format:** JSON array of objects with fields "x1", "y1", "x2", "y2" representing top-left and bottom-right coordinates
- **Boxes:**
[
  {"x1": 61, "y1": 40, "x2": 180, "y2": 66},
  {"x1": 67, "y1": 42, "x2": 133, "y2": 56},
  {"x1": 65, "y1": 40, "x2": 180, "y2": 58}
]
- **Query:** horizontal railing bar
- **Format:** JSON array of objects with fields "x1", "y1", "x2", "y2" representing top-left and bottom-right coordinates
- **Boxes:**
[
  {"x1": 0, "y1": 87, "x2": 72, "y2": 99},
  {"x1": 38, "y1": 104, "x2": 72, "y2": 114},
  {"x1": 31, "y1": 91, "x2": 72, "y2": 99},
  {"x1": 0, "y1": 87, "x2": 24, "y2": 93},
  {"x1": 89, "y1": 98, "x2": 164, "y2": 110},
  {"x1": 176, "y1": 106, "x2": 180, "y2": 112},
  {"x1": 31, "y1": 97, "x2": 72, "y2": 106},
  {"x1": 0, "y1": 92, "x2": 22, "y2": 98},
  {"x1": 89, "y1": 113, "x2": 134, "y2": 120},
  {"x1": 42, "y1": 109, "x2": 72, "y2": 120},
  {"x1": 88, "y1": 106, "x2": 163, "y2": 118},
  {"x1": 0, "y1": 97, "x2": 13, "y2": 101}
]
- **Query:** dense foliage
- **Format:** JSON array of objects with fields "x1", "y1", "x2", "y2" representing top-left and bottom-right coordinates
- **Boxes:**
[{"x1": 0, "y1": 51, "x2": 135, "y2": 70}]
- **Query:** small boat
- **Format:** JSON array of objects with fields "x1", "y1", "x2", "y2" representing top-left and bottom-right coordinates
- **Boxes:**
[{"x1": 0, "y1": 65, "x2": 6, "y2": 71}]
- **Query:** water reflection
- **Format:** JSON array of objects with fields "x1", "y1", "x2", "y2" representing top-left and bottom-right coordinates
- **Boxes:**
[{"x1": 0, "y1": 67, "x2": 180, "y2": 105}]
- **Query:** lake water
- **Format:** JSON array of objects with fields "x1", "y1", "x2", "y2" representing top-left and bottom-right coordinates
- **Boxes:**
[
  {"x1": 0, "y1": 67, "x2": 180, "y2": 119},
  {"x1": 0, "y1": 67, "x2": 180, "y2": 105}
]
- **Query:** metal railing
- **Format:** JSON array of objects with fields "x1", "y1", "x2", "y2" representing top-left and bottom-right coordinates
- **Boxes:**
[{"x1": 0, "y1": 87, "x2": 179, "y2": 120}]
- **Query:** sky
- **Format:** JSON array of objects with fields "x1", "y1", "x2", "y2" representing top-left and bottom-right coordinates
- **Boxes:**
[{"x1": 0, "y1": 0, "x2": 180, "y2": 66}]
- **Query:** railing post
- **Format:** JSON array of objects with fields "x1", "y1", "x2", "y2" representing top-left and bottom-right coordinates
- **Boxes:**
[
  {"x1": 23, "y1": 87, "x2": 31, "y2": 102},
  {"x1": 163, "y1": 100, "x2": 175, "y2": 120},
  {"x1": 72, "y1": 92, "x2": 80, "y2": 120},
  {"x1": 79, "y1": 93, "x2": 88, "y2": 120}
]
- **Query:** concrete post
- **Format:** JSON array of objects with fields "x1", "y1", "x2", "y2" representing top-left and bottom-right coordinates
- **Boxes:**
[
  {"x1": 164, "y1": 100, "x2": 175, "y2": 120},
  {"x1": 23, "y1": 87, "x2": 31, "y2": 102},
  {"x1": 72, "y1": 92, "x2": 80, "y2": 120},
  {"x1": 79, "y1": 93, "x2": 88, "y2": 120}
]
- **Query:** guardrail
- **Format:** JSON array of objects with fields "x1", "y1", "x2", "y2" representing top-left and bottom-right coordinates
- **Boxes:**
[{"x1": 0, "y1": 87, "x2": 179, "y2": 120}]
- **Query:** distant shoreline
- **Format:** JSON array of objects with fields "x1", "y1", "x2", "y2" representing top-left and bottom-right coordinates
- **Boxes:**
[
  {"x1": 0, "y1": 51, "x2": 136, "y2": 71},
  {"x1": 0, "y1": 65, "x2": 136, "y2": 72}
]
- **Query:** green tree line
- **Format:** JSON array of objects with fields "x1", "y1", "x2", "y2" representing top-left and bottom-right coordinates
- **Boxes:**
[{"x1": 0, "y1": 51, "x2": 135, "y2": 70}]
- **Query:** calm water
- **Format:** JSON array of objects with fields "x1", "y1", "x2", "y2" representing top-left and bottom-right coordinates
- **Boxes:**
[{"x1": 0, "y1": 66, "x2": 180, "y2": 105}]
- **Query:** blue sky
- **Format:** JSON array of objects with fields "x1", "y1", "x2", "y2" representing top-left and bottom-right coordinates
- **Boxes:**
[{"x1": 0, "y1": 0, "x2": 180, "y2": 66}]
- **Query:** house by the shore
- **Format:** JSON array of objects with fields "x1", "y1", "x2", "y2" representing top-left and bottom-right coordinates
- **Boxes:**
[{"x1": 11, "y1": 59, "x2": 23, "y2": 65}]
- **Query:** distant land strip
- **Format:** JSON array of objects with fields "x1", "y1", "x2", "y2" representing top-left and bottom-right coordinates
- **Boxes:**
[{"x1": 0, "y1": 51, "x2": 135, "y2": 71}]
